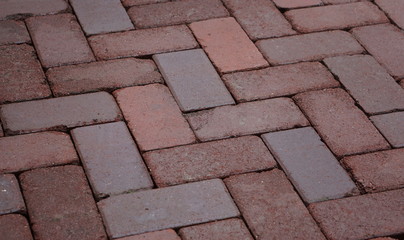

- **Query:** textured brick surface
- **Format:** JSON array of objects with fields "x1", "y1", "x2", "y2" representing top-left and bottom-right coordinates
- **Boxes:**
[
  {"x1": 0, "y1": 132, "x2": 78, "y2": 173},
  {"x1": 190, "y1": 17, "x2": 268, "y2": 73},
  {"x1": 262, "y1": 127, "x2": 358, "y2": 203},
  {"x1": 143, "y1": 136, "x2": 276, "y2": 187},
  {"x1": 370, "y1": 112, "x2": 404, "y2": 148},
  {"x1": 128, "y1": 0, "x2": 229, "y2": 28},
  {"x1": 221, "y1": 0, "x2": 295, "y2": 40},
  {"x1": 0, "y1": 174, "x2": 25, "y2": 215},
  {"x1": 322, "y1": 0, "x2": 359, "y2": 3},
  {"x1": 153, "y1": 49, "x2": 234, "y2": 112},
  {"x1": 310, "y1": 189, "x2": 404, "y2": 240},
  {"x1": 0, "y1": 214, "x2": 33, "y2": 240},
  {"x1": 324, "y1": 55, "x2": 404, "y2": 114},
  {"x1": 186, "y1": 98, "x2": 309, "y2": 141},
  {"x1": 89, "y1": 25, "x2": 198, "y2": 60},
  {"x1": 47, "y1": 58, "x2": 162, "y2": 97},
  {"x1": 26, "y1": 14, "x2": 95, "y2": 68},
  {"x1": 122, "y1": 0, "x2": 169, "y2": 7},
  {"x1": 20, "y1": 166, "x2": 107, "y2": 240},
  {"x1": 117, "y1": 229, "x2": 181, "y2": 240},
  {"x1": 272, "y1": 0, "x2": 322, "y2": 8},
  {"x1": 285, "y1": 2, "x2": 388, "y2": 33},
  {"x1": 0, "y1": 44, "x2": 51, "y2": 103},
  {"x1": 98, "y1": 179, "x2": 239, "y2": 238},
  {"x1": 222, "y1": 62, "x2": 339, "y2": 102},
  {"x1": 0, "y1": 20, "x2": 30, "y2": 45},
  {"x1": 343, "y1": 149, "x2": 404, "y2": 193},
  {"x1": 72, "y1": 122, "x2": 153, "y2": 199},
  {"x1": 0, "y1": 92, "x2": 122, "y2": 134},
  {"x1": 352, "y1": 24, "x2": 404, "y2": 78},
  {"x1": 294, "y1": 89, "x2": 389, "y2": 156},
  {"x1": 114, "y1": 84, "x2": 195, "y2": 151},
  {"x1": 179, "y1": 218, "x2": 254, "y2": 240},
  {"x1": 257, "y1": 31, "x2": 363, "y2": 65},
  {"x1": 375, "y1": 0, "x2": 404, "y2": 29},
  {"x1": 225, "y1": 170, "x2": 326, "y2": 240},
  {"x1": 0, "y1": 0, "x2": 68, "y2": 20}
]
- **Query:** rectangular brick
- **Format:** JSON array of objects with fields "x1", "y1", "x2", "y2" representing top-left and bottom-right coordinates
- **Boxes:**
[
  {"x1": 343, "y1": 149, "x2": 404, "y2": 193},
  {"x1": 256, "y1": 30, "x2": 364, "y2": 65},
  {"x1": 222, "y1": 62, "x2": 339, "y2": 102},
  {"x1": 186, "y1": 98, "x2": 309, "y2": 141},
  {"x1": 370, "y1": 112, "x2": 404, "y2": 148},
  {"x1": 72, "y1": 122, "x2": 153, "y2": 199},
  {"x1": 118, "y1": 229, "x2": 180, "y2": 240},
  {"x1": 122, "y1": 0, "x2": 169, "y2": 7},
  {"x1": 153, "y1": 49, "x2": 234, "y2": 112},
  {"x1": 224, "y1": 170, "x2": 326, "y2": 240},
  {"x1": 309, "y1": 189, "x2": 404, "y2": 240},
  {"x1": 221, "y1": 0, "x2": 295, "y2": 40},
  {"x1": 285, "y1": 2, "x2": 388, "y2": 33},
  {"x1": 98, "y1": 179, "x2": 240, "y2": 238},
  {"x1": 375, "y1": 0, "x2": 404, "y2": 30},
  {"x1": 0, "y1": 214, "x2": 33, "y2": 240},
  {"x1": 71, "y1": 0, "x2": 134, "y2": 35},
  {"x1": 0, "y1": 132, "x2": 78, "y2": 173},
  {"x1": 324, "y1": 55, "x2": 404, "y2": 114},
  {"x1": 0, "y1": 92, "x2": 122, "y2": 135},
  {"x1": 0, "y1": 174, "x2": 25, "y2": 215},
  {"x1": 113, "y1": 84, "x2": 195, "y2": 151},
  {"x1": 143, "y1": 136, "x2": 276, "y2": 187},
  {"x1": 294, "y1": 88, "x2": 389, "y2": 156},
  {"x1": 352, "y1": 24, "x2": 404, "y2": 78},
  {"x1": 0, "y1": 0, "x2": 67, "y2": 20},
  {"x1": 47, "y1": 58, "x2": 163, "y2": 97},
  {"x1": 128, "y1": 0, "x2": 229, "y2": 28},
  {"x1": 0, "y1": 20, "x2": 30, "y2": 45},
  {"x1": 0, "y1": 44, "x2": 51, "y2": 103},
  {"x1": 189, "y1": 17, "x2": 268, "y2": 73},
  {"x1": 20, "y1": 166, "x2": 107, "y2": 240},
  {"x1": 262, "y1": 127, "x2": 358, "y2": 203},
  {"x1": 272, "y1": 0, "x2": 322, "y2": 9},
  {"x1": 89, "y1": 25, "x2": 198, "y2": 60}
]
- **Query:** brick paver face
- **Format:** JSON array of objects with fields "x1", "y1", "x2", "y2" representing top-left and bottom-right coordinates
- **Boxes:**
[
  {"x1": 0, "y1": 20, "x2": 30, "y2": 45},
  {"x1": 272, "y1": 0, "x2": 322, "y2": 9},
  {"x1": 370, "y1": 112, "x2": 404, "y2": 148},
  {"x1": 0, "y1": 174, "x2": 25, "y2": 215},
  {"x1": 0, "y1": 214, "x2": 33, "y2": 240},
  {"x1": 375, "y1": 0, "x2": 404, "y2": 29},
  {"x1": 0, "y1": 0, "x2": 68, "y2": 20},
  {"x1": 118, "y1": 229, "x2": 181, "y2": 240}
]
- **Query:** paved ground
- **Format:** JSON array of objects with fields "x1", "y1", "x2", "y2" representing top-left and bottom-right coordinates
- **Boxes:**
[{"x1": 0, "y1": 0, "x2": 403, "y2": 239}]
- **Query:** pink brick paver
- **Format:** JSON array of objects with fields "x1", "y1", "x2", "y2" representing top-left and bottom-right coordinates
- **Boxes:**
[
  {"x1": 0, "y1": 0, "x2": 68, "y2": 20},
  {"x1": 272, "y1": 0, "x2": 322, "y2": 9},
  {"x1": 375, "y1": 0, "x2": 404, "y2": 29},
  {"x1": 0, "y1": 214, "x2": 33, "y2": 240},
  {"x1": 0, "y1": 174, "x2": 25, "y2": 215},
  {"x1": 0, "y1": 20, "x2": 30, "y2": 45},
  {"x1": 20, "y1": 166, "x2": 107, "y2": 240},
  {"x1": 117, "y1": 229, "x2": 181, "y2": 240},
  {"x1": 143, "y1": 136, "x2": 276, "y2": 187},
  {"x1": 309, "y1": 189, "x2": 404, "y2": 240},
  {"x1": 189, "y1": 17, "x2": 268, "y2": 73},
  {"x1": 370, "y1": 112, "x2": 404, "y2": 148},
  {"x1": 26, "y1": 14, "x2": 95, "y2": 68},
  {"x1": 0, "y1": 132, "x2": 78, "y2": 173}
]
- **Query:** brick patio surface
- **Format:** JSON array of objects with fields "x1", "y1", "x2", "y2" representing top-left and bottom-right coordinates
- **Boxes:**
[{"x1": 0, "y1": 0, "x2": 403, "y2": 239}]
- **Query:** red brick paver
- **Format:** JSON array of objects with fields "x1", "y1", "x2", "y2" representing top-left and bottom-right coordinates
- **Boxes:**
[
  {"x1": 118, "y1": 229, "x2": 181, "y2": 240},
  {"x1": 370, "y1": 112, "x2": 404, "y2": 148},
  {"x1": 0, "y1": 174, "x2": 25, "y2": 215},
  {"x1": 375, "y1": 0, "x2": 404, "y2": 29},
  {"x1": 0, "y1": 0, "x2": 68, "y2": 20},
  {"x1": 0, "y1": 214, "x2": 33, "y2": 240},
  {"x1": 272, "y1": 0, "x2": 322, "y2": 9},
  {"x1": 0, "y1": 20, "x2": 30, "y2": 45}
]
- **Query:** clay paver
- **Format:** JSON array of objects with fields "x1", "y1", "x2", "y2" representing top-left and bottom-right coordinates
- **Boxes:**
[
  {"x1": 324, "y1": 55, "x2": 404, "y2": 114},
  {"x1": 225, "y1": 170, "x2": 326, "y2": 240},
  {"x1": 256, "y1": 30, "x2": 364, "y2": 65},
  {"x1": 117, "y1": 229, "x2": 181, "y2": 240},
  {"x1": 47, "y1": 58, "x2": 162, "y2": 97},
  {"x1": 71, "y1": 0, "x2": 134, "y2": 35},
  {"x1": 0, "y1": 20, "x2": 30, "y2": 45},
  {"x1": 272, "y1": 0, "x2": 322, "y2": 8},
  {"x1": 294, "y1": 88, "x2": 390, "y2": 156},
  {"x1": 189, "y1": 17, "x2": 268, "y2": 73},
  {"x1": 309, "y1": 189, "x2": 404, "y2": 240},
  {"x1": 72, "y1": 122, "x2": 153, "y2": 199},
  {"x1": 0, "y1": 214, "x2": 33, "y2": 240},
  {"x1": 221, "y1": 0, "x2": 295, "y2": 40},
  {"x1": 0, "y1": 174, "x2": 25, "y2": 215},
  {"x1": 370, "y1": 112, "x2": 404, "y2": 148},
  {"x1": 114, "y1": 84, "x2": 195, "y2": 151},
  {"x1": 263, "y1": 127, "x2": 358, "y2": 203},
  {"x1": 89, "y1": 25, "x2": 198, "y2": 60},
  {"x1": 186, "y1": 98, "x2": 309, "y2": 141},
  {"x1": 0, "y1": 44, "x2": 51, "y2": 103},
  {"x1": 122, "y1": 0, "x2": 169, "y2": 7},
  {"x1": 352, "y1": 24, "x2": 404, "y2": 78},
  {"x1": 322, "y1": 0, "x2": 359, "y2": 3},
  {"x1": 20, "y1": 166, "x2": 107, "y2": 240},
  {"x1": 222, "y1": 62, "x2": 339, "y2": 102},
  {"x1": 0, "y1": 132, "x2": 78, "y2": 173},
  {"x1": 343, "y1": 149, "x2": 404, "y2": 193},
  {"x1": 153, "y1": 49, "x2": 235, "y2": 112},
  {"x1": 375, "y1": 0, "x2": 404, "y2": 29},
  {"x1": 143, "y1": 136, "x2": 276, "y2": 187},
  {"x1": 0, "y1": 0, "x2": 68, "y2": 20},
  {"x1": 128, "y1": 0, "x2": 229, "y2": 28},
  {"x1": 0, "y1": 92, "x2": 122, "y2": 134},
  {"x1": 98, "y1": 179, "x2": 240, "y2": 238}
]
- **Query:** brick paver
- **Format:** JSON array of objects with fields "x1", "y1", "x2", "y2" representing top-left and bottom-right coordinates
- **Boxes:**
[
  {"x1": 153, "y1": 49, "x2": 234, "y2": 112},
  {"x1": 256, "y1": 30, "x2": 364, "y2": 65},
  {"x1": 189, "y1": 17, "x2": 268, "y2": 73},
  {"x1": 47, "y1": 58, "x2": 162, "y2": 97},
  {"x1": 0, "y1": 0, "x2": 68, "y2": 20},
  {"x1": 0, "y1": 214, "x2": 33, "y2": 240},
  {"x1": 143, "y1": 136, "x2": 276, "y2": 187},
  {"x1": 0, "y1": 132, "x2": 78, "y2": 173},
  {"x1": 322, "y1": 0, "x2": 359, "y2": 3},
  {"x1": 98, "y1": 179, "x2": 239, "y2": 238},
  {"x1": 118, "y1": 229, "x2": 181, "y2": 240},
  {"x1": 309, "y1": 189, "x2": 404, "y2": 240},
  {"x1": 122, "y1": 0, "x2": 169, "y2": 7},
  {"x1": 0, "y1": 20, "x2": 30, "y2": 45},
  {"x1": 26, "y1": 14, "x2": 95, "y2": 68},
  {"x1": 375, "y1": 0, "x2": 404, "y2": 29},
  {"x1": 222, "y1": 62, "x2": 339, "y2": 102},
  {"x1": 272, "y1": 0, "x2": 322, "y2": 9},
  {"x1": 0, "y1": 174, "x2": 25, "y2": 215},
  {"x1": 370, "y1": 112, "x2": 404, "y2": 148}
]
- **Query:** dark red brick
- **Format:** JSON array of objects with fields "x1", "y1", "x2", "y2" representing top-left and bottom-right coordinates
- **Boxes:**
[
  {"x1": 0, "y1": 0, "x2": 68, "y2": 20},
  {"x1": 375, "y1": 0, "x2": 404, "y2": 29},
  {"x1": 370, "y1": 112, "x2": 404, "y2": 148},
  {"x1": 0, "y1": 214, "x2": 33, "y2": 240},
  {"x1": 117, "y1": 229, "x2": 181, "y2": 240},
  {"x1": 0, "y1": 20, "x2": 30, "y2": 45},
  {"x1": 0, "y1": 174, "x2": 25, "y2": 215}
]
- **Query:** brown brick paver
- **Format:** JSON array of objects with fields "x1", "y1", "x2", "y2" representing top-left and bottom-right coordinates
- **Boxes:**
[
  {"x1": 0, "y1": 20, "x2": 30, "y2": 45},
  {"x1": 272, "y1": 0, "x2": 322, "y2": 9},
  {"x1": 117, "y1": 229, "x2": 181, "y2": 240},
  {"x1": 0, "y1": 0, "x2": 68, "y2": 20},
  {"x1": 375, "y1": 0, "x2": 404, "y2": 29},
  {"x1": 370, "y1": 112, "x2": 404, "y2": 148},
  {"x1": 0, "y1": 214, "x2": 33, "y2": 240},
  {"x1": 0, "y1": 174, "x2": 25, "y2": 215}
]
